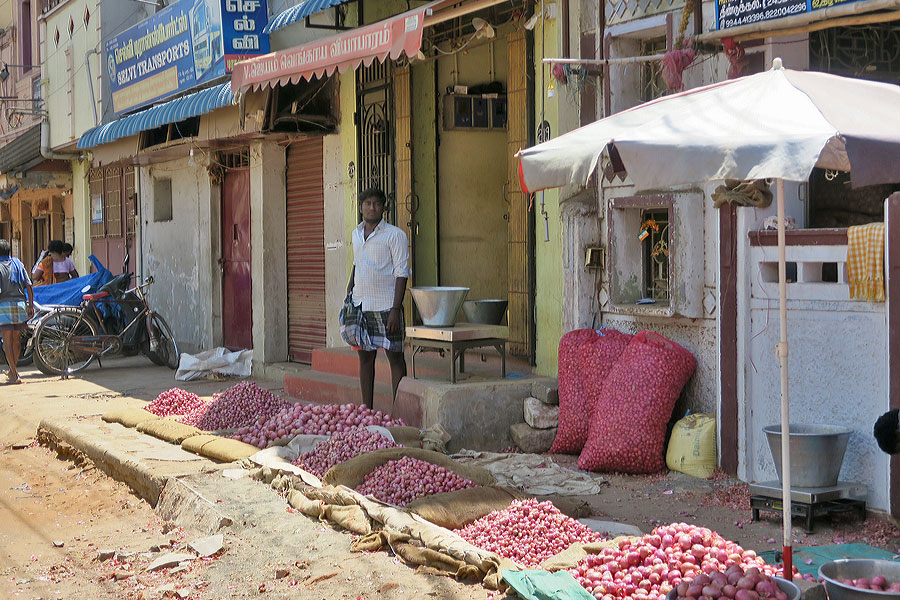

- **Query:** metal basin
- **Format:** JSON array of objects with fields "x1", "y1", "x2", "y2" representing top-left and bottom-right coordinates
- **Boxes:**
[
  {"x1": 462, "y1": 299, "x2": 508, "y2": 325},
  {"x1": 763, "y1": 423, "x2": 852, "y2": 488},
  {"x1": 410, "y1": 287, "x2": 469, "y2": 327},
  {"x1": 666, "y1": 578, "x2": 800, "y2": 600},
  {"x1": 819, "y1": 559, "x2": 900, "y2": 600}
]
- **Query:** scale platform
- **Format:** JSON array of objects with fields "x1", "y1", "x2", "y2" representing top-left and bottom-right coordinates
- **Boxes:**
[
  {"x1": 406, "y1": 324, "x2": 508, "y2": 342},
  {"x1": 749, "y1": 481, "x2": 867, "y2": 533}
]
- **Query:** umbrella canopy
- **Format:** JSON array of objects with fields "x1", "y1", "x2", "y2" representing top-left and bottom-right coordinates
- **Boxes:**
[{"x1": 518, "y1": 62, "x2": 900, "y2": 193}]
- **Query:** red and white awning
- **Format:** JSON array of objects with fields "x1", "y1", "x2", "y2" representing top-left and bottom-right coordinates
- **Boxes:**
[{"x1": 232, "y1": 2, "x2": 436, "y2": 94}]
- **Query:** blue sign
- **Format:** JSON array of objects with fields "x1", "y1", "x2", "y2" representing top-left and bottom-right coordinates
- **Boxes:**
[
  {"x1": 716, "y1": 0, "x2": 861, "y2": 29},
  {"x1": 106, "y1": 0, "x2": 269, "y2": 115}
]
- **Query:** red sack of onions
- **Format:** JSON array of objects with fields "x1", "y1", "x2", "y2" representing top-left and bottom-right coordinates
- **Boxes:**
[
  {"x1": 454, "y1": 498, "x2": 605, "y2": 567},
  {"x1": 551, "y1": 328, "x2": 633, "y2": 455},
  {"x1": 146, "y1": 387, "x2": 206, "y2": 418},
  {"x1": 578, "y1": 330, "x2": 696, "y2": 473}
]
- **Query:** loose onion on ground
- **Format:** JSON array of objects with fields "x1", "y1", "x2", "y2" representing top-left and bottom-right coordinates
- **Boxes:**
[
  {"x1": 292, "y1": 426, "x2": 399, "y2": 476},
  {"x1": 232, "y1": 402, "x2": 405, "y2": 449},
  {"x1": 355, "y1": 456, "x2": 477, "y2": 506},
  {"x1": 146, "y1": 387, "x2": 206, "y2": 417},
  {"x1": 569, "y1": 522, "x2": 781, "y2": 600},
  {"x1": 454, "y1": 498, "x2": 605, "y2": 567},
  {"x1": 181, "y1": 381, "x2": 290, "y2": 431}
]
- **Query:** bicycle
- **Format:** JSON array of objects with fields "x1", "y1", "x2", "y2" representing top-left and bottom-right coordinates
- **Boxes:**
[{"x1": 32, "y1": 274, "x2": 179, "y2": 376}]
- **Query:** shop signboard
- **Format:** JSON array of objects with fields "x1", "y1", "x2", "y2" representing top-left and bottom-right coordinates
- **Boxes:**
[
  {"x1": 715, "y1": 0, "x2": 864, "y2": 29},
  {"x1": 106, "y1": 0, "x2": 269, "y2": 115}
]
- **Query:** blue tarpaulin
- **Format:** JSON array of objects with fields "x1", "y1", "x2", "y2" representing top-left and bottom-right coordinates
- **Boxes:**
[{"x1": 32, "y1": 255, "x2": 113, "y2": 307}]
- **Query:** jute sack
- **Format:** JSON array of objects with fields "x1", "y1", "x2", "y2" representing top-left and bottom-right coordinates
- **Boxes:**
[
  {"x1": 322, "y1": 447, "x2": 495, "y2": 489},
  {"x1": 181, "y1": 434, "x2": 260, "y2": 462},
  {"x1": 540, "y1": 536, "x2": 641, "y2": 571},
  {"x1": 137, "y1": 417, "x2": 203, "y2": 444},
  {"x1": 102, "y1": 408, "x2": 160, "y2": 428},
  {"x1": 405, "y1": 486, "x2": 525, "y2": 530},
  {"x1": 385, "y1": 426, "x2": 423, "y2": 447}
]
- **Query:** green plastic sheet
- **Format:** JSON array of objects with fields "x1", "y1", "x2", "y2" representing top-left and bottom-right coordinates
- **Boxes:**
[
  {"x1": 759, "y1": 543, "x2": 899, "y2": 576},
  {"x1": 502, "y1": 569, "x2": 594, "y2": 600}
]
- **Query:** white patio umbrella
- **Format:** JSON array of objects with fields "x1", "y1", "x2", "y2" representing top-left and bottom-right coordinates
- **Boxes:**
[{"x1": 518, "y1": 58, "x2": 900, "y2": 578}]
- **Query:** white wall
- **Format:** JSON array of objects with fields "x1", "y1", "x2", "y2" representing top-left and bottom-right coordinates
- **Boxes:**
[
  {"x1": 139, "y1": 159, "x2": 217, "y2": 354},
  {"x1": 323, "y1": 134, "x2": 348, "y2": 348}
]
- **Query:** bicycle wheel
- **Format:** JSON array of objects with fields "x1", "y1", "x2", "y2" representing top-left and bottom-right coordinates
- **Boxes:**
[
  {"x1": 146, "y1": 313, "x2": 180, "y2": 369},
  {"x1": 33, "y1": 309, "x2": 99, "y2": 376}
]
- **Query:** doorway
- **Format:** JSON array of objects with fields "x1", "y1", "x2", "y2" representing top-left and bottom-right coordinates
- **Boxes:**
[
  {"x1": 222, "y1": 153, "x2": 253, "y2": 350},
  {"x1": 32, "y1": 216, "x2": 49, "y2": 266}
]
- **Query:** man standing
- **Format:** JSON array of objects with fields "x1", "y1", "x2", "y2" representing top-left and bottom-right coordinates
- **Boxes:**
[
  {"x1": 346, "y1": 189, "x2": 409, "y2": 409},
  {"x1": 0, "y1": 239, "x2": 34, "y2": 384}
]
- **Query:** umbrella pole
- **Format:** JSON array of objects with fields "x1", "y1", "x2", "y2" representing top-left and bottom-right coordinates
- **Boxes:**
[{"x1": 776, "y1": 178, "x2": 793, "y2": 580}]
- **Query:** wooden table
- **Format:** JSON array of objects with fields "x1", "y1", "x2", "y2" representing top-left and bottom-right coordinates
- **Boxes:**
[{"x1": 406, "y1": 324, "x2": 507, "y2": 384}]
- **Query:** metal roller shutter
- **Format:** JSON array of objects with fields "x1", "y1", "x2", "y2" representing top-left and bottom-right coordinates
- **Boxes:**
[{"x1": 286, "y1": 138, "x2": 326, "y2": 363}]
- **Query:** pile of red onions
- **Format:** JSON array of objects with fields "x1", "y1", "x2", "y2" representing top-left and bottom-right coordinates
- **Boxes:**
[
  {"x1": 454, "y1": 498, "x2": 605, "y2": 567},
  {"x1": 672, "y1": 566, "x2": 788, "y2": 600},
  {"x1": 145, "y1": 387, "x2": 206, "y2": 417},
  {"x1": 181, "y1": 381, "x2": 290, "y2": 431},
  {"x1": 292, "y1": 427, "x2": 399, "y2": 476},
  {"x1": 569, "y1": 523, "x2": 778, "y2": 600},
  {"x1": 837, "y1": 576, "x2": 900, "y2": 592},
  {"x1": 232, "y1": 402, "x2": 405, "y2": 449},
  {"x1": 355, "y1": 456, "x2": 477, "y2": 506}
]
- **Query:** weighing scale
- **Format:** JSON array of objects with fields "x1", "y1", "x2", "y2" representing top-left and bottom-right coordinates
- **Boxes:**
[{"x1": 749, "y1": 481, "x2": 867, "y2": 533}]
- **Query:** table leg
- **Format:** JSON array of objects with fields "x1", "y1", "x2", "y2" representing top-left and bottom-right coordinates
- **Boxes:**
[
  {"x1": 450, "y1": 347, "x2": 457, "y2": 384},
  {"x1": 459, "y1": 349, "x2": 465, "y2": 373},
  {"x1": 498, "y1": 344, "x2": 506, "y2": 378},
  {"x1": 411, "y1": 346, "x2": 418, "y2": 379}
]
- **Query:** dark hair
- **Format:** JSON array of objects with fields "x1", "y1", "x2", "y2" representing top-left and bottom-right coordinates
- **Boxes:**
[
  {"x1": 62, "y1": 242, "x2": 74, "y2": 254},
  {"x1": 48, "y1": 240, "x2": 65, "y2": 254},
  {"x1": 358, "y1": 188, "x2": 387, "y2": 207},
  {"x1": 0, "y1": 239, "x2": 9, "y2": 255}
]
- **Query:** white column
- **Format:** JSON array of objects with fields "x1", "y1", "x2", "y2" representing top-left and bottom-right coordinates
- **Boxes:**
[{"x1": 250, "y1": 140, "x2": 288, "y2": 366}]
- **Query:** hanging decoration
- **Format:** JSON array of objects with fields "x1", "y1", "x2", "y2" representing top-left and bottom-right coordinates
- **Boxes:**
[
  {"x1": 661, "y1": 40, "x2": 697, "y2": 91},
  {"x1": 722, "y1": 37, "x2": 750, "y2": 79}
]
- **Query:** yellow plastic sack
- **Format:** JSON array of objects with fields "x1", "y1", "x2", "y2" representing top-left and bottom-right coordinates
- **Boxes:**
[{"x1": 666, "y1": 413, "x2": 716, "y2": 478}]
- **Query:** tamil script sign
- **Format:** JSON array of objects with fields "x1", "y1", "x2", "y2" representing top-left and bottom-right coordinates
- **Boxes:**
[
  {"x1": 106, "y1": 0, "x2": 269, "y2": 115},
  {"x1": 232, "y1": 6, "x2": 428, "y2": 93},
  {"x1": 716, "y1": 0, "x2": 862, "y2": 29}
]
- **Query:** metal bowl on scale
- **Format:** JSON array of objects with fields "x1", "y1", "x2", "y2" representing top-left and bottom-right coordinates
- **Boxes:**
[
  {"x1": 409, "y1": 287, "x2": 470, "y2": 327},
  {"x1": 462, "y1": 299, "x2": 508, "y2": 325}
]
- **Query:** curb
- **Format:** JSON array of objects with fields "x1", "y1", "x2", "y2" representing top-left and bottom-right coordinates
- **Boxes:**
[{"x1": 37, "y1": 415, "x2": 220, "y2": 507}]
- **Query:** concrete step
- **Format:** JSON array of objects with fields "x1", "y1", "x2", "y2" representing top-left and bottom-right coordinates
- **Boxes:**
[{"x1": 282, "y1": 368, "x2": 400, "y2": 417}]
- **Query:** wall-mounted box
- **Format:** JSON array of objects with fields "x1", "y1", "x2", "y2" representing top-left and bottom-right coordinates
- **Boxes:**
[{"x1": 443, "y1": 94, "x2": 508, "y2": 130}]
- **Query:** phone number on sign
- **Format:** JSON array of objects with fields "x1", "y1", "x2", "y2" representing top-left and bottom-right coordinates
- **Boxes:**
[{"x1": 719, "y1": 1, "x2": 805, "y2": 28}]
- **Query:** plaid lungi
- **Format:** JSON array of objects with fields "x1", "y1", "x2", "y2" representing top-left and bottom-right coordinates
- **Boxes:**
[
  {"x1": 0, "y1": 299, "x2": 28, "y2": 328},
  {"x1": 340, "y1": 295, "x2": 404, "y2": 353}
]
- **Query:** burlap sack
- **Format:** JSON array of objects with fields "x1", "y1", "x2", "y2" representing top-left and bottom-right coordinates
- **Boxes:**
[
  {"x1": 181, "y1": 434, "x2": 259, "y2": 462},
  {"x1": 137, "y1": 417, "x2": 203, "y2": 444},
  {"x1": 102, "y1": 408, "x2": 159, "y2": 428},
  {"x1": 405, "y1": 486, "x2": 525, "y2": 530},
  {"x1": 386, "y1": 426, "x2": 423, "y2": 447},
  {"x1": 322, "y1": 447, "x2": 495, "y2": 489},
  {"x1": 539, "y1": 536, "x2": 640, "y2": 571}
]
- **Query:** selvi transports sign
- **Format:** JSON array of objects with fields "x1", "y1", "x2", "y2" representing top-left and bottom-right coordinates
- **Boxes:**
[
  {"x1": 716, "y1": 0, "x2": 863, "y2": 29},
  {"x1": 106, "y1": 0, "x2": 270, "y2": 115}
]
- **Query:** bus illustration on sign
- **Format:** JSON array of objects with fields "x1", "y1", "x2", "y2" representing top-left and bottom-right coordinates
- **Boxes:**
[{"x1": 190, "y1": 0, "x2": 224, "y2": 80}]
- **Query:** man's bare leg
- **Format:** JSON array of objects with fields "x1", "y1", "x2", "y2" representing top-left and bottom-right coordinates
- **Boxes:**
[
  {"x1": 385, "y1": 349, "x2": 407, "y2": 400},
  {"x1": 2, "y1": 329, "x2": 20, "y2": 383},
  {"x1": 357, "y1": 350, "x2": 377, "y2": 409}
]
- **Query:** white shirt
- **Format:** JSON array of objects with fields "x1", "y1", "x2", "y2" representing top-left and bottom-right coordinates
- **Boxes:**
[{"x1": 352, "y1": 219, "x2": 410, "y2": 312}]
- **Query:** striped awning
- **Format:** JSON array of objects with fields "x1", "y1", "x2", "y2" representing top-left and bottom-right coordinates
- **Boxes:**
[
  {"x1": 77, "y1": 82, "x2": 235, "y2": 149},
  {"x1": 263, "y1": 0, "x2": 354, "y2": 34}
]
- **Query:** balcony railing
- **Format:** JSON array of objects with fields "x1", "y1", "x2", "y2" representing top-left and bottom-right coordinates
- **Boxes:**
[{"x1": 41, "y1": 0, "x2": 65, "y2": 14}]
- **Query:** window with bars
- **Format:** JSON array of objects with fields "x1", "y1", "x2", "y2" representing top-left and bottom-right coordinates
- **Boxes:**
[
  {"x1": 641, "y1": 209, "x2": 670, "y2": 302},
  {"x1": 90, "y1": 166, "x2": 137, "y2": 239},
  {"x1": 641, "y1": 38, "x2": 668, "y2": 102}
]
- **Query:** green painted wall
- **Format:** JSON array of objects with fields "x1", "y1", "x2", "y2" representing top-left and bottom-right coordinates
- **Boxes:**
[
  {"x1": 411, "y1": 62, "x2": 438, "y2": 287},
  {"x1": 533, "y1": 17, "x2": 563, "y2": 377}
]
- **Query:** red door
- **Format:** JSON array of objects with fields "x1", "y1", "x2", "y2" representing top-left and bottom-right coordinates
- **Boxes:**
[
  {"x1": 286, "y1": 139, "x2": 326, "y2": 363},
  {"x1": 222, "y1": 167, "x2": 253, "y2": 350}
]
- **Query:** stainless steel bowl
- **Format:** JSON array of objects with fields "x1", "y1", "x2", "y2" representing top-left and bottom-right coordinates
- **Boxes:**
[
  {"x1": 819, "y1": 559, "x2": 900, "y2": 600},
  {"x1": 410, "y1": 287, "x2": 469, "y2": 327},
  {"x1": 763, "y1": 423, "x2": 852, "y2": 488},
  {"x1": 665, "y1": 577, "x2": 801, "y2": 600},
  {"x1": 462, "y1": 299, "x2": 508, "y2": 325}
]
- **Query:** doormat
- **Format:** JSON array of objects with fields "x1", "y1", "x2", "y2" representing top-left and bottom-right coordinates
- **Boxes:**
[{"x1": 759, "y1": 543, "x2": 899, "y2": 576}]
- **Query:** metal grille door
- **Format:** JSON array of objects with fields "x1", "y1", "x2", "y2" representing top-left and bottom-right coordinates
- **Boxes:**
[
  {"x1": 286, "y1": 138, "x2": 326, "y2": 363},
  {"x1": 356, "y1": 60, "x2": 396, "y2": 223}
]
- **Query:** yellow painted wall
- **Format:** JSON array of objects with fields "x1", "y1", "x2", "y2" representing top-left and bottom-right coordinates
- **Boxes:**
[
  {"x1": 533, "y1": 16, "x2": 563, "y2": 377},
  {"x1": 436, "y1": 40, "x2": 509, "y2": 301},
  {"x1": 70, "y1": 158, "x2": 91, "y2": 275},
  {"x1": 340, "y1": 70, "x2": 358, "y2": 275},
  {"x1": 42, "y1": 0, "x2": 101, "y2": 150}
]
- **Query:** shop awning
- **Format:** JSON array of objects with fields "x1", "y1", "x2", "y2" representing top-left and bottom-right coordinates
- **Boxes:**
[
  {"x1": 77, "y1": 82, "x2": 235, "y2": 149},
  {"x1": 232, "y1": 2, "x2": 437, "y2": 94},
  {"x1": 0, "y1": 125, "x2": 42, "y2": 174},
  {"x1": 263, "y1": 0, "x2": 355, "y2": 34}
]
